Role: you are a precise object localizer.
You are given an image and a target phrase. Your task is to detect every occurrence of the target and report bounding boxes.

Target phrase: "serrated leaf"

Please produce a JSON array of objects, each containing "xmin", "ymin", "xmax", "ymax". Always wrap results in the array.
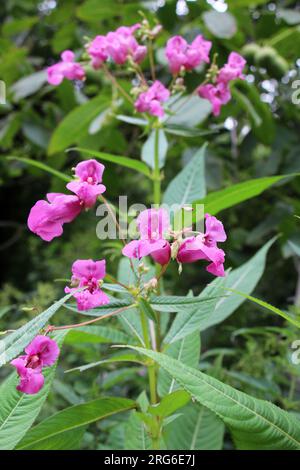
[
  {"xmin": 165, "ymin": 238, "xmax": 275, "ymax": 342},
  {"xmin": 124, "ymin": 410, "xmax": 152, "ymax": 450},
  {"xmin": 158, "ymin": 332, "xmax": 201, "ymax": 396},
  {"xmin": 17, "ymin": 397, "xmax": 135, "ymax": 450},
  {"xmin": 166, "ymin": 403, "xmax": 224, "ymax": 450},
  {"xmin": 166, "ymin": 96, "xmax": 211, "ymax": 127},
  {"xmin": 0, "ymin": 294, "xmax": 72, "ymax": 365},
  {"xmin": 149, "ymin": 390, "xmax": 190, "ymax": 418},
  {"xmin": 0, "ymin": 331, "xmax": 66, "ymax": 450},
  {"xmin": 130, "ymin": 347, "xmax": 300, "ymax": 450}
]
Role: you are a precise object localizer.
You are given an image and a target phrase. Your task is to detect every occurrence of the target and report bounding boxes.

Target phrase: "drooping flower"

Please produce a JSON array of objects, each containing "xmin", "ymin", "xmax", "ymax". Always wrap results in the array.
[
  {"xmin": 198, "ymin": 82, "xmax": 231, "ymax": 116},
  {"xmin": 105, "ymin": 24, "xmax": 147, "ymax": 65},
  {"xmin": 165, "ymin": 35, "xmax": 212, "ymax": 74},
  {"xmin": 87, "ymin": 35, "xmax": 108, "ymax": 69},
  {"xmin": 27, "ymin": 193, "xmax": 82, "ymax": 242},
  {"xmin": 197, "ymin": 52, "xmax": 246, "ymax": 116},
  {"xmin": 28, "ymin": 160, "xmax": 106, "ymax": 241},
  {"xmin": 177, "ymin": 213, "xmax": 227, "ymax": 277},
  {"xmin": 67, "ymin": 160, "xmax": 106, "ymax": 209},
  {"xmin": 135, "ymin": 81, "xmax": 170, "ymax": 117},
  {"xmin": 218, "ymin": 52, "xmax": 246, "ymax": 83},
  {"xmin": 47, "ymin": 50, "xmax": 85, "ymax": 86},
  {"xmin": 65, "ymin": 259, "xmax": 110, "ymax": 311},
  {"xmin": 11, "ymin": 336, "xmax": 60, "ymax": 395},
  {"xmin": 122, "ymin": 208, "xmax": 171, "ymax": 265}
]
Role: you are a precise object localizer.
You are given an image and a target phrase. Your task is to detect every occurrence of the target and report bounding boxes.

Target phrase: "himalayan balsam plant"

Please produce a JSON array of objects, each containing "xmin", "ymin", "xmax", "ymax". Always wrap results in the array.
[{"xmin": 2, "ymin": 18, "xmax": 300, "ymax": 451}]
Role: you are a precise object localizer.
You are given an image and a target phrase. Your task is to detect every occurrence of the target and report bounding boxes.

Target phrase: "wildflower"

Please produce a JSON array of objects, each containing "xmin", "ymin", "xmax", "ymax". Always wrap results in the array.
[
  {"xmin": 28, "ymin": 160, "xmax": 106, "ymax": 241},
  {"xmin": 87, "ymin": 35, "xmax": 108, "ymax": 69},
  {"xmin": 166, "ymin": 35, "xmax": 212, "ymax": 74},
  {"xmin": 11, "ymin": 336, "xmax": 60, "ymax": 395},
  {"xmin": 122, "ymin": 208, "xmax": 171, "ymax": 265},
  {"xmin": 218, "ymin": 52, "xmax": 246, "ymax": 83},
  {"xmin": 177, "ymin": 214, "xmax": 227, "ymax": 277},
  {"xmin": 198, "ymin": 52, "xmax": 246, "ymax": 116},
  {"xmin": 105, "ymin": 24, "xmax": 147, "ymax": 65},
  {"xmin": 65, "ymin": 259, "xmax": 110, "ymax": 311},
  {"xmin": 47, "ymin": 50, "xmax": 85, "ymax": 85},
  {"xmin": 27, "ymin": 193, "xmax": 81, "ymax": 242},
  {"xmin": 198, "ymin": 82, "xmax": 231, "ymax": 116},
  {"xmin": 135, "ymin": 81, "xmax": 170, "ymax": 117},
  {"xmin": 67, "ymin": 160, "xmax": 106, "ymax": 209}
]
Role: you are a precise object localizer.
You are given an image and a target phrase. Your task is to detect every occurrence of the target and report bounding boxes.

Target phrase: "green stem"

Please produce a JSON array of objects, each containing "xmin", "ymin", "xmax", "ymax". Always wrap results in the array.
[
  {"xmin": 153, "ymin": 128, "xmax": 161, "ymax": 205},
  {"xmin": 140, "ymin": 309, "xmax": 157, "ymax": 405}
]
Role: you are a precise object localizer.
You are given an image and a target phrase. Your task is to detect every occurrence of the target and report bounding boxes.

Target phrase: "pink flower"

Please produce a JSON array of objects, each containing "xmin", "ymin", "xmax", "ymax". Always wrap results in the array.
[
  {"xmin": 27, "ymin": 193, "xmax": 81, "ymax": 242},
  {"xmin": 177, "ymin": 214, "xmax": 227, "ymax": 277},
  {"xmin": 166, "ymin": 35, "xmax": 212, "ymax": 74},
  {"xmin": 65, "ymin": 259, "xmax": 110, "ymax": 311},
  {"xmin": 87, "ymin": 35, "xmax": 108, "ymax": 69},
  {"xmin": 67, "ymin": 160, "xmax": 106, "ymax": 209},
  {"xmin": 197, "ymin": 82, "xmax": 231, "ymax": 116},
  {"xmin": 122, "ymin": 208, "xmax": 171, "ymax": 265},
  {"xmin": 105, "ymin": 24, "xmax": 147, "ymax": 65},
  {"xmin": 47, "ymin": 50, "xmax": 85, "ymax": 86},
  {"xmin": 218, "ymin": 52, "xmax": 246, "ymax": 83},
  {"xmin": 28, "ymin": 160, "xmax": 106, "ymax": 241},
  {"xmin": 11, "ymin": 336, "xmax": 60, "ymax": 395},
  {"xmin": 135, "ymin": 81, "xmax": 170, "ymax": 118}
]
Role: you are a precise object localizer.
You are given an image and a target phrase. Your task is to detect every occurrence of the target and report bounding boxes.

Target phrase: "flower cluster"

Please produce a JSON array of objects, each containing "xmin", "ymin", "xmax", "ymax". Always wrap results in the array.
[
  {"xmin": 122, "ymin": 209, "xmax": 226, "ymax": 277},
  {"xmin": 46, "ymin": 23, "xmax": 246, "ymax": 119},
  {"xmin": 198, "ymin": 52, "xmax": 246, "ymax": 116},
  {"xmin": 165, "ymin": 35, "xmax": 212, "ymax": 74},
  {"xmin": 11, "ymin": 336, "xmax": 60, "ymax": 395},
  {"xmin": 28, "ymin": 160, "xmax": 105, "ymax": 241},
  {"xmin": 134, "ymin": 81, "xmax": 170, "ymax": 118},
  {"xmin": 47, "ymin": 50, "xmax": 85, "ymax": 86},
  {"xmin": 88, "ymin": 24, "xmax": 147, "ymax": 68},
  {"xmin": 65, "ymin": 259, "xmax": 109, "ymax": 311}
]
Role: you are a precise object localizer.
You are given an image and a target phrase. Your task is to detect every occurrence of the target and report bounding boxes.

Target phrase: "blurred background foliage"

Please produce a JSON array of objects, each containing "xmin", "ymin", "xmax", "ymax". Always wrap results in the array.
[{"xmin": 1, "ymin": 0, "xmax": 300, "ymax": 449}]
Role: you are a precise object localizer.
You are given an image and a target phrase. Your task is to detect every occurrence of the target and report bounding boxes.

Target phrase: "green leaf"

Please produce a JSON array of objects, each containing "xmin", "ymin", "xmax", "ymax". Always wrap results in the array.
[
  {"xmin": 130, "ymin": 347, "xmax": 300, "ymax": 450},
  {"xmin": 0, "ymin": 294, "xmax": 72, "ymax": 366},
  {"xmin": 164, "ymin": 125, "xmax": 216, "ymax": 138},
  {"xmin": 48, "ymin": 96, "xmax": 109, "ymax": 155},
  {"xmin": 138, "ymin": 298, "xmax": 157, "ymax": 323},
  {"xmin": 227, "ymin": 0, "xmax": 270, "ymax": 6},
  {"xmin": 116, "ymin": 115, "xmax": 147, "ymax": 126},
  {"xmin": 203, "ymin": 11, "xmax": 237, "ymax": 39},
  {"xmin": 158, "ymin": 332, "xmax": 201, "ymax": 396},
  {"xmin": 198, "ymin": 238, "xmax": 276, "ymax": 331},
  {"xmin": 76, "ymin": 0, "xmax": 115, "ymax": 22},
  {"xmin": 165, "ymin": 238, "xmax": 275, "ymax": 341},
  {"xmin": 64, "ymin": 298, "xmax": 133, "ymax": 317},
  {"xmin": 232, "ymin": 81, "xmax": 275, "ymax": 145},
  {"xmin": 227, "ymin": 289, "xmax": 300, "ymax": 329},
  {"xmin": 142, "ymin": 129, "xmax": 168, "ymax": 169},
  {"xmin": 149, "ymin": 390, "xmax": 190, "ymax": 418},
  {"xmin": 66, "ymin": 352, "xmax": 144, "ymax": 373},
  {"xmin": 163, "ymin": 145, "xmax": 206, "ymax": 207},
  {"xmin": 193, "ymin": 174, "xmax": 297, "ymax": 216},
  {"xmin": 150, "ymin": 294, "xmax": 220, "ymax": 313},
  {"xmin": 17, "ymin": 397, "xmax": 135, "ymax": 450},
  {"xmin": 5, "ymin": 156, "xmax": 71, "ymax": 183},
  {"xmin": 0, "ymin": 331, "xmax": 66, "ymax": 450},
  {"xmin": 166, "ymin": 403, "xmax": 224, "ymax": 450},
  {"xmin": 124, "ymin": 410, "xmax": 152, "ymax": 450},
  {"xmin": 166, "ymin": 96, "xmax": 211, "ymax": 127},
  {"xmin": 73, "ymin": 147, "xmax": 151, "ymax": 177},
  {"xmin": 65, "ymin": 325, "xmax": 131, "ymax": 345},
  {"xmin": 10, "ymin": 71, "xmax": 47, "ymax": 101},
  {"xmin": 164, "ymin": 280, "xmax": 224, "ymax": 343}
]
